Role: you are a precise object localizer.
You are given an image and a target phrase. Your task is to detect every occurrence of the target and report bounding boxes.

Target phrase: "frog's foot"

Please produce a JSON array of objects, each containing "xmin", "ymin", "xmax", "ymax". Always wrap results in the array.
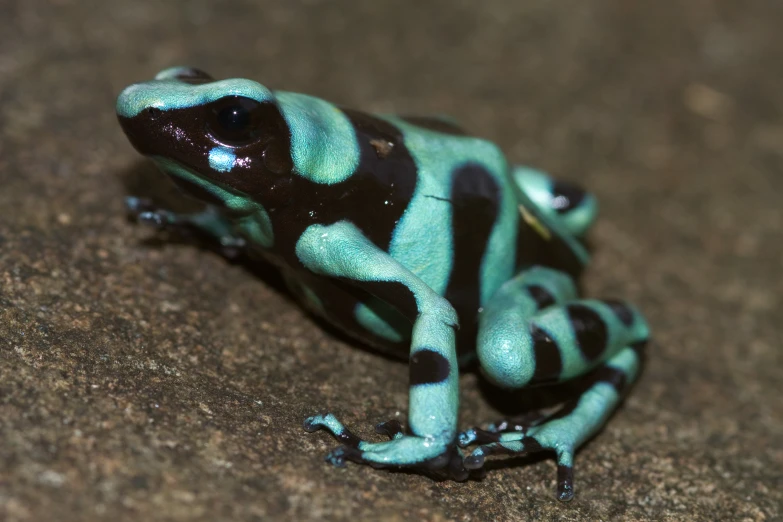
[
  {"xmin": 460, "ymin": 428, "xmax": 576, "ymax": 501},
  {"xmin": 458, "ymin": 411, "xmax": 549, "ymax": 447},
  {"xmin": 304, "ymin": 413, "xmax": 468, "ymax": 480},
  {"xmin": 125, "ymin": 196, "xmax": 246, "ymax": 256},
  {"xmin": 459, "ymin": 345, "xmax": 644, "ymax": 501}
]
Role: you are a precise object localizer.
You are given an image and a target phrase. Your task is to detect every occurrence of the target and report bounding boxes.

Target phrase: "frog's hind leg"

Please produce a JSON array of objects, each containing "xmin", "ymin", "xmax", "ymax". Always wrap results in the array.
[
  {"xmin": 126, "ymin": 196, "xmax": 246, "ymax": 255},
  {"xmin": 512, "ymin": 166, "xmax": 597, "ymax": 238},
  {"xmin": 461, "ymin": 266, "xmax": 649, "ymax": 500}
]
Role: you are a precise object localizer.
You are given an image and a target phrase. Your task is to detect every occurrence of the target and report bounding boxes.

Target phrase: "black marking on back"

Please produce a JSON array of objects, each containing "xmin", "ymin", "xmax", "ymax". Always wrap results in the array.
[
  {"xmin": 567, "ymin": 304, "xmax": 608, "ymax": 361},
  {"xmin": 602, "ymin": 299, "xmax": 635, "ymax": 327},
  {"xmin": 399, "ymin": 116, "xmax": 466, "ymax": 136},
  {"xmin": 530, "ymin": 324, "xmax": 563, "ymax": 385},
  {"xmin": 551, "ymin": 180, "xmax": 586, "ymax": 214},
  {"xmin": 265, "ymin": 109, "xmax": 419, "ymax": 261},
  {"xmin": 409, "ymin": 349, "xmax": 451, "ymax": 385},
  {"xmin": 442, "ymin": 164, "xmax": 500, "ymax": 359},
  {"xmin": 528, "ymin": 284, "xmax": 556, "ymax": 310},
  {"xmin": 514, "ymin": 201, "xmax": 585, "ymax": 279}
]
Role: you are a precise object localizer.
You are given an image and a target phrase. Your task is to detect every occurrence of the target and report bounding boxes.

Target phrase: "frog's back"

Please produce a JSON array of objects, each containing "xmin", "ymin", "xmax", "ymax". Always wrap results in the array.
[{"xmin": 379, "ymin": 116, "xmax": 585, "ymax": 310}]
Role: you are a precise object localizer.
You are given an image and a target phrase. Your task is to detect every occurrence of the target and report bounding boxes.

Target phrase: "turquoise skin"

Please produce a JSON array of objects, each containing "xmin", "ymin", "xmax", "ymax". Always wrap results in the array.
[{"xmin": 117, "ymin": 67, "xmax": 650, "ymax": 501}]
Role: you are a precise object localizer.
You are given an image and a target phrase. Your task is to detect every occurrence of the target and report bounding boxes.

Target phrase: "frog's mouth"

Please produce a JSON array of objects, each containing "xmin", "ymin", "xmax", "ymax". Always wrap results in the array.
[{"xmin": 151, "ymin": 156, "xmax": 251, "ymax": 217}]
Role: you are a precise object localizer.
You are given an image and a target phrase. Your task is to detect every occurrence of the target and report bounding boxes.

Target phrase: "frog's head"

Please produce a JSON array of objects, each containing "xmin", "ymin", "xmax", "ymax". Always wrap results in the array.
[{"xmin": 116, "ymin": 67, "xmax": 294, "ymax": 209}]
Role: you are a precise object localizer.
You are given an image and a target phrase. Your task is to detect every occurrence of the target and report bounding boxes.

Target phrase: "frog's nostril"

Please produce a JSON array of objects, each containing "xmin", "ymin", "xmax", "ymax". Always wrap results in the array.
[{"xmin": 146, "ymin": 107, "xmax": 162, "ymax": 119}]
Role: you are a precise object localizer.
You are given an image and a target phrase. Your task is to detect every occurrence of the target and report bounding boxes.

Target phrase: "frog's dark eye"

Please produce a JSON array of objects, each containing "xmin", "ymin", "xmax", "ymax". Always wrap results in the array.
[{"xmin": 206, "ymin": 96, "xmax": 264, "ymax": 146}]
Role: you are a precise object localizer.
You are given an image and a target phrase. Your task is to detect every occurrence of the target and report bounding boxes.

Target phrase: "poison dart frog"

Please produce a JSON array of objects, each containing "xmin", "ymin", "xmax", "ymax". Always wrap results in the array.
[{"xmin": 116, "ymin": 67, "xmax": 649, "ymax": 501}]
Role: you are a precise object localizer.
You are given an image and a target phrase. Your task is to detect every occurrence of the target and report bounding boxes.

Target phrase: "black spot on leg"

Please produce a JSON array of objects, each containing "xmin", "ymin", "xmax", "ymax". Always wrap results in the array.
[
  {"xmin": 528, "ymin": 284, "xmax": 556, "ymax": 309},
  {"xmin": 410, "ymin": 349, "xmax": 451, "ymax": 385},
  {"xmin": 567, "ymin": 304, "xmax": 608, "ymax": 361},
  {"xmin": 590, "ymin": 365, "xmax": 628, "ymax": 394},
  {"xmin": 530, "ymin": 325, "xmax": 563, "ymax": 385},
  {"xmin": 602, "ymin": 299, "xmax": 635, "ymax": 327},
  {"xmin": 551, "ymin": 180, "xmax": 586, "ymax": 214},
  {"xmin": 361, "ymin": 280, "xmax": 419, "ymax": 322},
  {"xmin": 336, "ymin": 428, "xmax": 362, "ymax": 448}
]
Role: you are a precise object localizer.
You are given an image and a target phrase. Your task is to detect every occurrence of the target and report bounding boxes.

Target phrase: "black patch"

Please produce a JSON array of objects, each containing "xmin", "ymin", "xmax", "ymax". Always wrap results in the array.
[
  {"xmin": 528, "ymin": 284, "xmax": 556, "ymax": 310},
  {"xmin": 602, "ymin": 299, "xmax": 635, "ymax": 327},
  {"xmin": 631, "ymin": 339, "xmax": 648, "ymax": 355},
  {"xmin": 567, "ymin": 304, "xmax": 608, "ymax": 361},
  {"xmin": 286, "ymin": 271, "xmax": 411, "ymax": 359},
  {"xmin": 375, "ymin": 420, "xmax": 404, "ymax": 438},
  {"xmin": 514, "ymin": 202, "xmax": 586, "ymax": 279},
  {"xmin": 590, "ymin": 365, "xmax": 628, "ymax": 393},
  {"xmin": 399, "ymin": 116, "xmax": 467, "ymax": 136},
  {"xmin": 361, "ymin": 280, "xmax": 419, "ymax": 322},
  {"xmin": 551, "ymin": 180, "xmax": 586, "ymax": 214},
  {"xmin": 530, "ymin": 324, "xmax": 563, "ymax": 385},
  {"xmin": 336, "ymin": 427, "xmax": 362, "ymax": 448},
  {"xmin": 520, "ymin": 436, "xmax": 544, "ymax": 454},
  {"xmin": 262, "ymin": 109, "xmax": 419, "ymax": 261},
  {"xmin": 409, "ymin": 349, "xmax": 451, "ymax": 386},
  {"xmin": 443, "ymin": 164, "xmax": 500, "ymax": 359}
]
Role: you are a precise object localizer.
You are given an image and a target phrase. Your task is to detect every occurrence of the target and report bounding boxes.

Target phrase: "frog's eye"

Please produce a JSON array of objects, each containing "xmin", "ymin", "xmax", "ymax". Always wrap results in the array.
[{"xmin": 207, "ymin": 96, "xmax": 264, "ymax": 146}]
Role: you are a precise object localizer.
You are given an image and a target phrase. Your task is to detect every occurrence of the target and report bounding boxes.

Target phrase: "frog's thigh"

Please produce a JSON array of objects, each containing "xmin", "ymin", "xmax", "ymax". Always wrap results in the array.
[
  {"xmin": 469, "ymin": 266, "xmax": 649, "ymax": 500},
  {"xmin": 298, "ymin": 221, "xmax": 460, "ymax": 450},
  {"xmin": 510, "ymin": 166, "xmax": 598, "ymax": 237},
  {"xmin": 467, "ymin": 344, "xmax": 645, "ymax": 501},
  {"xmin": 477, "ymin": 266, "xmax": 649, "ymax": 388}
]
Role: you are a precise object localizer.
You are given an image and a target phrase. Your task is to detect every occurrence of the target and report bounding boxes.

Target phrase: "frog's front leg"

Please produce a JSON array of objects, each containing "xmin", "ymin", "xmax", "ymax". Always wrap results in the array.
[
  {"xmin": 125, "ymin": 196, "xmax": 246, "ymax": 254},
  {"xmin": 460, "ymin": 266, "xmax": 649, "ymax": 500},
  {"xmin": 298, "ymin": 221, "xmax": 466, "ymax": 478}
]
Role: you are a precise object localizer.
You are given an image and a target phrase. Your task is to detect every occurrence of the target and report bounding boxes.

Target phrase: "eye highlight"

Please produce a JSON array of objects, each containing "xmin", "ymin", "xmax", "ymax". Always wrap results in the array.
[{"xmin": 206, "ymin": 96, "xmax": 264, "ymax": 146}]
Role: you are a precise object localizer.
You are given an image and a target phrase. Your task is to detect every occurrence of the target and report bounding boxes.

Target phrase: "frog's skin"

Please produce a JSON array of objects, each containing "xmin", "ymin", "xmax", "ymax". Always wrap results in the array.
[{"xmin": 117, "ymin": 67, "xmax": 649, "ymax": 501}]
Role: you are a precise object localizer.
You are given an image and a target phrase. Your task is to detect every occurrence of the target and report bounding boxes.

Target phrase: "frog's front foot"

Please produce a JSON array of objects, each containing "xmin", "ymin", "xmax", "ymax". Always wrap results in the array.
[{"xmin": 304, "ymin": 413, "xmax": 468, "ymax": 480}]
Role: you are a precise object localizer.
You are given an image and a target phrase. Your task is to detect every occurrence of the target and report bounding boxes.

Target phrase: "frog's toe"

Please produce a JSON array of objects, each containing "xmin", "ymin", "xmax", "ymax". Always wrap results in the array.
[
  {"xmin": 464, "ymin": 437, "xmax": 576, "ymax": 502},
  {"xmin": 304, "ymin": 413, "xmax": 468, "ymax": 480},
  {"xmin": 125, "ymin": 197, "xmax": 174, "ymax": 229},
  {"xmin": 303, "ymin": 413, "xmax": 362, "ymax": 447}
]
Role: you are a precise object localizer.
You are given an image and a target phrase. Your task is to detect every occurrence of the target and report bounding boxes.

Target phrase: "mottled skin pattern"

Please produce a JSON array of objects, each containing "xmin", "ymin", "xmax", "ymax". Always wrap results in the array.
[{"xmin": 117, "ymin": 67, "xmax": 650, "ymax": 501}]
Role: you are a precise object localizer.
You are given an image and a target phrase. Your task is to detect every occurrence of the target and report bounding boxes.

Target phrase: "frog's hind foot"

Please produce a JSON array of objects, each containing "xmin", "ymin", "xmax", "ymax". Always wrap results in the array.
[
  {"xmin": 459, "ymin": 344, "xmax": 645, "ymax": 502},
  {"xmin": 304, "ymin": 413, "xmax": 468, "ymax": 480},
  {"xmin": 458, "ymin": 422, "xmax": 578, "ymax": 501},
  {"xmin": 457, "ymin": 410, "xmax": 549, "ymax": 447}
]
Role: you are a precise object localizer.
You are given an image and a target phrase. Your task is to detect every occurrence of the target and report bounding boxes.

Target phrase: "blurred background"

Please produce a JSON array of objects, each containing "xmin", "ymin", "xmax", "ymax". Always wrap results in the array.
[{"xmin": 1, "ymin": 1, "xmax": 781, "ymax": 521}]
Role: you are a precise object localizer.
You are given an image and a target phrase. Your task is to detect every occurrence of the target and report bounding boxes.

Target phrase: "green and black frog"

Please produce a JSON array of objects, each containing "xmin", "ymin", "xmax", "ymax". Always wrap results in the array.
[{"xmin": 116, "ymin": 67, "xmax": 649, "ymax": 501}]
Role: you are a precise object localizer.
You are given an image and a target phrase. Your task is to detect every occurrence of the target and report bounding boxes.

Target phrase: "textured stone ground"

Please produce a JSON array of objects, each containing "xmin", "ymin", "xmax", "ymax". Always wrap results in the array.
[{"xmin": 1, "ymin": 1, "xmax": 781, "ymax": 521}]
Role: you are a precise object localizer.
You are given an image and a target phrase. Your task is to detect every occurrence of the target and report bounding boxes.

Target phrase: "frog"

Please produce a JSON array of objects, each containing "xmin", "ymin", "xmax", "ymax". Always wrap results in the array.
[{"xmin": 116, "ymin": 67, "xmax": 650, "ymax": 501}]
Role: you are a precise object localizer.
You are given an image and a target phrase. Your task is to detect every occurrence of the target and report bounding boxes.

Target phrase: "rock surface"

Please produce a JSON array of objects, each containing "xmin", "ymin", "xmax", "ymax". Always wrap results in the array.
[{"xmin": 1, "ymin": 1, "xmax": 781, "ymax": 520}]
